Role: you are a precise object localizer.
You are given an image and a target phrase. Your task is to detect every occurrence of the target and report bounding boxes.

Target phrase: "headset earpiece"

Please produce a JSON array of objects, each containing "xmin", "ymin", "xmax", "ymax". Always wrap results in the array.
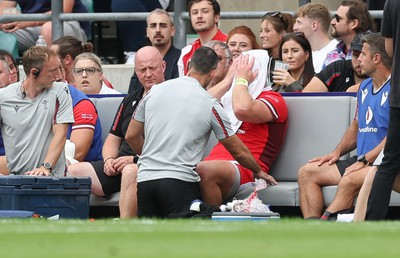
[{"xmin": 32, "ymin": 69, "xmax": 40, "ymax": 78}]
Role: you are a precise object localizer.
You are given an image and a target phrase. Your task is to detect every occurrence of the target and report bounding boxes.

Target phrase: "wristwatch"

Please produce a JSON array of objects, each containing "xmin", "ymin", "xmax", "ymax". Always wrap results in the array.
[
  {"xmin": 357, "ymin": 155, "xmax": 370, "ymax": 166},
  {"xmin": 41, "ymin": 162, "xmax": 53, "ymax": 172}
]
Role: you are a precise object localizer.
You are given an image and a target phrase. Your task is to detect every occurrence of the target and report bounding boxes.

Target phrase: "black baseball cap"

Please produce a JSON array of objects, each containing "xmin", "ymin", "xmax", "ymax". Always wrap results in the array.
[{"xmin": 350, "ymin": 32, "xmax": 369, "ymax": 52}]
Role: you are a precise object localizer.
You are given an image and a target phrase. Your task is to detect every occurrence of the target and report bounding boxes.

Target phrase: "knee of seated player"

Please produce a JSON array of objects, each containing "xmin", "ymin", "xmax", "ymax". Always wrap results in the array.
[
  {"xmin": 338, "ymin": 171, "xmax": 363, "ymax": 190},
  {"xmin": 68, "ymin": 162, "xmax": 92, "ymax": 177},
  {"xmin": 300, "ymin": 162, "xmax": 341, "ymax": 188},
  {"xmin": 197, "ymin": 160, "xmax": 234, "ymax": 183},
  {"xmin": 121, "ymin": 164, "xmax": 138, "ymax": 184},
  {"xmin": 298, "ymin": 162, "xmax": 324, "ymax": 183}
]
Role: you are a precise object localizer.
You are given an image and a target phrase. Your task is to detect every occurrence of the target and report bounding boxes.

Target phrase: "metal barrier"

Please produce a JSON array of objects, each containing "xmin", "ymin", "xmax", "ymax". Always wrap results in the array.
[{"xmin": 0, "ymin": 0, "xmax": 384, "ymax": 49}]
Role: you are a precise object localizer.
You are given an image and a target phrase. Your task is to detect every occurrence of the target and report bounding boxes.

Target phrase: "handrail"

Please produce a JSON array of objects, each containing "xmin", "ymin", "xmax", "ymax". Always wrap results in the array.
[{"xmin": 0, "ymin": 8, "xmax": 384, "ymax": 50}]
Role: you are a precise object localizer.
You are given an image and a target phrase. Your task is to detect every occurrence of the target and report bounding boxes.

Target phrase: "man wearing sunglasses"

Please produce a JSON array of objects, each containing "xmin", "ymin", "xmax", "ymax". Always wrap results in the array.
[
  {"xmin": 303, "ymin": 33, "xmax": 369, "ymax": 92},
  {"xmin": 178, "ymin": 0, "xmax": 227, "ymax": 76},
  {"xmin": 322, "ymin": 0, "xmax": 375, "ymax": 69}
]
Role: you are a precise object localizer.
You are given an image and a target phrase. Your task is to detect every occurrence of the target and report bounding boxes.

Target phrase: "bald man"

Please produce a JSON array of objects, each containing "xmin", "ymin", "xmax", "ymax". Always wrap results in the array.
[{"xmin": 68, "ymin": 46, "xmax": 166, "ymax": 218}]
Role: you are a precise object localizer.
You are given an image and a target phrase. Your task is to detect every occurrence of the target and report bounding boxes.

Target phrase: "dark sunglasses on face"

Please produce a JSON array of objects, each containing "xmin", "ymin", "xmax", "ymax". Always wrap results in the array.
[
  {"xmin": 333, "ymin": 14, "xmax": 346, "ymax": 23},
  {"xmin": 73, "ymin": 67, "xmax": 101, "ymax": 76}
]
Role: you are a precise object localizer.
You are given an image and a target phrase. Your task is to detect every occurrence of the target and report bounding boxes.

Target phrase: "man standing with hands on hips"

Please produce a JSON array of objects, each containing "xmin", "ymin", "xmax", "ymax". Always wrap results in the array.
[{"xmin": 0, "ymin": 46, "xmax": 74, "ymax": 176}]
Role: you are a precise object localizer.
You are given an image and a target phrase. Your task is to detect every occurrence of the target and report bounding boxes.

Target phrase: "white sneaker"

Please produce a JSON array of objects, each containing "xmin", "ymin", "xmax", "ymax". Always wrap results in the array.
[
  {"xmin": 336, "ymin": 213, "xmax": 354, "ymax": 223},
  {"xmin": 124, "ymin": 51, "xmax": 136, "ymax": 65}
]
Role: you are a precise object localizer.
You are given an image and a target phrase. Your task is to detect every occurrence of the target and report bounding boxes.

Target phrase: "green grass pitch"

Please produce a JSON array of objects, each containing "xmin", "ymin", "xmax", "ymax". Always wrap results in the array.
[{"xmin": 0, "ymin": 218, "xmax": 399, "ymax": 258}]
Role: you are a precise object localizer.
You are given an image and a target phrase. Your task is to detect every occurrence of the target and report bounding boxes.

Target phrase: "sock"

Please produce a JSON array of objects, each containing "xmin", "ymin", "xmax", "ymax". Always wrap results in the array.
[{"xmin": 320, "ymin": 211, "xmax": 332, "ymax": 220}]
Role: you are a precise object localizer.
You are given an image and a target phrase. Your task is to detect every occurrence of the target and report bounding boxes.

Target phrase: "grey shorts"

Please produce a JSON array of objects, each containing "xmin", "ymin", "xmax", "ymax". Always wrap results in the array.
[
  {"xmin": 224, "ymin": 161, "xmax": 254, "ymax": 202},
  {"xmin": 13, "ymin": 21, "xmax": 87, "ymax": 51}
]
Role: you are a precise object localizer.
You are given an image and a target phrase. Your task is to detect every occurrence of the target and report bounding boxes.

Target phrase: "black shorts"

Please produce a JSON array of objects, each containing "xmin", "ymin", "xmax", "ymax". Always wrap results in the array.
[
  {"xmin": 137, "ymin": 178, "xmax": 202, "ymax": 218},
  {"xmin": 336, "ymin": 155, "xmax": 358, "ymax": 175},
  {"xmin": 92, "ymin": 160, "xmax": 122, "ymax": 196}
]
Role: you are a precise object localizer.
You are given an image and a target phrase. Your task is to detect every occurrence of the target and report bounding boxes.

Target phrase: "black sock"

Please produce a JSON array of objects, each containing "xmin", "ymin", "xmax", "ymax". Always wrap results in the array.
[{"xmin": 320, "ymin": 211, "xmax": 332, "ymax": 220}]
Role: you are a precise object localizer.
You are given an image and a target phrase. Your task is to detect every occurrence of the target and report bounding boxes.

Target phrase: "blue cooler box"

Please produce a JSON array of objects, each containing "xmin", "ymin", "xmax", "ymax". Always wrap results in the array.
[{"xmin": 0, "ymin": 176, "xmax": 91, "ymax": 219}]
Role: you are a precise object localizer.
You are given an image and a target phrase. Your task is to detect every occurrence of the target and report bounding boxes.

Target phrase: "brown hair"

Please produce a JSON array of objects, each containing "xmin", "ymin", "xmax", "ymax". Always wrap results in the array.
[
  {"xmin": 342, "ymin": 0, "xmax": 376, "ymax": 33},
  {"xmin": 296, "ymin": 3, "xmax": 331, "ymax": 33},
  {"xmin": 262, "ymin": 12, "xmax": 294, "ymax": 33},
  {"xmin": 22, "ymin": 46, "xmax": 57, "ymax": 75},
  {"xmin": 52, "ymin": 36, "xmax": 93, "ymax": 60}
]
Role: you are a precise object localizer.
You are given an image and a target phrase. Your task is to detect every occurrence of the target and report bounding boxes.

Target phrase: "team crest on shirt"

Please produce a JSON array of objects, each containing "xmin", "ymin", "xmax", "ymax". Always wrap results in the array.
[
  {"xmin": 381, "ymin": 91, "xmax": 389, "ymax": 106},
  {"xmin": 41, "ymin": 100, "xmax": 49, "ymax": 110},
  {"xmin": 14, "ymin": 105, "xmax": 20, "ymax": 113}
]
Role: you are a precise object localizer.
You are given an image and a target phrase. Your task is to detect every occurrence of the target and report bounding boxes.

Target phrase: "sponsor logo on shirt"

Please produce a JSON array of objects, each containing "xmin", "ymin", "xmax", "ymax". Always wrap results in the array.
[
  {"xmin": 81, "ymin": 113, "xmax": 94, "ymax": 120},
  {"xmin": 359, "ymin": 106, "xmax": 377, "ymax": 133},
  {"xmin": 237, "ymin": 129, "xmax": 246, "ymax": 134}
]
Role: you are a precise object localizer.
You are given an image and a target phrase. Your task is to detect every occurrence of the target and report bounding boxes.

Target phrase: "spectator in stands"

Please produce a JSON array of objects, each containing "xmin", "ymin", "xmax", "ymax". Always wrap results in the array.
[
  {"xmin": 298, "ymin": 34, "xmax": 392, "ymax": 220},
  {"xmin": 52, "ymin": 36, "xmax": 94, "ymax": 86},
  {"xmin": 365, "ymin": 0, "xmax": 400, "ymax": 221},
  {"xmin": 52, "ymin": 36, "xmax": 115, "ymax": 90},
  {"xmin": 226, "ymin": 25, "xmax": 260, "ymax": 61},
  {"xmin": 204, "ymin": 41, "xmax": 232, "ymax": 91},
  {"xmin": 272, "ymin": 32, "xmax": 314, "ymax": 92},
  {"xmin": 178, "ymin": 0, "xmax": 227, "ymax": 76},
  {"xmin": 68, "ymin": 46, "xmax": 166, "ymax": 218},
  {"xmin": 0, "ymin": 50, "xmax": 18, "ymax": 83},
  {"xmin": 0, "ymin": 57, "xmax": 10, "ymax": 88},
  {"xmin": 0, "ymin": 0, "xmax": 89, "ymax": 51},
  {"xmin": 56, "ymin": 67, "xmax": 103, "ymax": 163},
  {"xmin": 111, "ymin": 0, "xmax": 169, "ymax": 64},
  {"xmin": 0, "ymin": 46, "xmax": 74, "ymax": 176},
  {"xmin": 303, "ymin": 32, "xmax": 369, "ymax": 92},
  {"xmin": 196, "ymin": 49, "xmax": 287, "ymax": 206},
  {"xmin": 322, "ymin": 0, "xmax": 375, "ymax": 69},
  {"xmin": 293, "ymin": 3, "xmax": 338, "ymax": 73},
  {"xmin": 128, "ymin": 8, "xmax": 180, "ymax": 93},
  {"xmin": 205, "ymin": 27, "xmax": 261, "ymax": 100},
  {"xmin": 260, "ymin": 11, "xmax": 294, "ymax": 60},
  {"xmin": 73, "ymin": 52, "xmax": 120, "ymax": 95},
  {"xmin": 126, "ymin": 47, "xmax": 271, "ymax": 218}
]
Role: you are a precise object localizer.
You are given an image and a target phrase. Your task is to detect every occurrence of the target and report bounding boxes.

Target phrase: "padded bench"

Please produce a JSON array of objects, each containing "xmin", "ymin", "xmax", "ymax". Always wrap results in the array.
[{"xmin": 88, "ymin": 94, "xmax": 400, "ymax": 211}]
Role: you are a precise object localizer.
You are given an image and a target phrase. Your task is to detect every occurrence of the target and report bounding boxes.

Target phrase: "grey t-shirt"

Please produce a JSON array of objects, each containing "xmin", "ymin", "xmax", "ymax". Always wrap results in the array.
[
  {"xmin": 134, "ymin": 76, "xmax": 234, "ymax": 183},
  {"xmin": 0, "ymin": 81, "xmax": 74, "ymax": 176}
]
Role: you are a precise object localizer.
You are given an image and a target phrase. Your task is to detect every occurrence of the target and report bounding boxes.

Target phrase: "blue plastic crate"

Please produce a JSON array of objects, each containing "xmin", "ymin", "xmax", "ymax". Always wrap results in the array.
[{"xmin": 0, "ymin": 176, "xmax": 91, "ymax": 219}]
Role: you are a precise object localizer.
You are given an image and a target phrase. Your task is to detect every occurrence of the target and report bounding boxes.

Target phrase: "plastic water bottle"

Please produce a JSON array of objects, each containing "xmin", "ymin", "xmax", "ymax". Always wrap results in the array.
[{"xmin": 35, "ymin": 35, "xmax": 47, "ymax": 47}]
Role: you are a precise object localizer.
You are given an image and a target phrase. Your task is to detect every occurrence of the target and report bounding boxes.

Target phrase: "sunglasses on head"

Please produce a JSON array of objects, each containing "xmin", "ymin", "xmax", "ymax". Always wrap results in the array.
[
  {"xmin": 263, "ymin": 11, "xmax": 287, "ymax": 29},
  {"xmin": 283, "ymin": 32, "xmax": 305, "ymax": 40}
]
